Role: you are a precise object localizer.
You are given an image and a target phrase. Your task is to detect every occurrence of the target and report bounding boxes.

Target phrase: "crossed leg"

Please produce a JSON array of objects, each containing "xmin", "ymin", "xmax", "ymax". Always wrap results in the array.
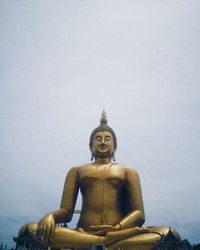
[
  {"xmin": 18, "ymin": 224, "xmax": 180, "ymax": 250},
  {"xmin": 107, "ymin": 226, "xmax": 181, "ymax": 250},
  {"xmin": 19, "ymin": 223, "xmax": 105, "ymax": 249}
]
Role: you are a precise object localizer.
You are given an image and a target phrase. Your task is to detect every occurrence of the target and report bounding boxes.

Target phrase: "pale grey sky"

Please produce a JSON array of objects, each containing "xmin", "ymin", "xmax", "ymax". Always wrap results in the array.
[{"xmin": 0, "ymin": 0, "xmax": 200, "ymax": 247}]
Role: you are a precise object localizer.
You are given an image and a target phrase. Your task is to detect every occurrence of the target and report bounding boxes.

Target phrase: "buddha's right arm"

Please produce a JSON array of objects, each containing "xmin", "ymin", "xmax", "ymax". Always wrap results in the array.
[
  {"xmin": 40, "ymin": 167, "xmax": 79, "ymax": 224},
  {"xmin": 59, "ymin": 167, "xmax": 79, "ymax": 222},
  {"xmin": 36, "ymin": 167, "xmax": 79, "ymax": 243},
  {"xmin": 49, "ymin": 208, "xmax": 70, "ymax": 223}
]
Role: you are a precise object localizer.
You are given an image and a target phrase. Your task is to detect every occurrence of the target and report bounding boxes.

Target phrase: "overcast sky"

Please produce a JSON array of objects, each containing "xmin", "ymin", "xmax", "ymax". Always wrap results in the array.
[{"xmin": 1, "ymin": 0, "xmax": 200, "ymax": 247}]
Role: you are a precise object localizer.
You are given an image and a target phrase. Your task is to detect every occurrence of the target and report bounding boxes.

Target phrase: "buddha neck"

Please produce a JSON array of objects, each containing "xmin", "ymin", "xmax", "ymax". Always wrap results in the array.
[{"xmin": 94, "ymin": 157, "xmax": 112, "ymax": 164}]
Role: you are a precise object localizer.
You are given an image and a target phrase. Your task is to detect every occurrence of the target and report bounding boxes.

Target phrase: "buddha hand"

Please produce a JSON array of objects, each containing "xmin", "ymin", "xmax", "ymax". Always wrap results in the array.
[
  {"xmin": 36, "ymin": 213, "xmax": 55, "ymax": 245},
  {"xmin": 90, "ymin": 224, "xmax": 121, "ymax": 236}
]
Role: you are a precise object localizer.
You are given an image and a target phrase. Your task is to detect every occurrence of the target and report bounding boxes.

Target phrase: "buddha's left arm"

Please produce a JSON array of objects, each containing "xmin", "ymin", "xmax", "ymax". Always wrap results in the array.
[{"xmin": 117, "ymin": 168, "xmax": 145, "ymax": 229}]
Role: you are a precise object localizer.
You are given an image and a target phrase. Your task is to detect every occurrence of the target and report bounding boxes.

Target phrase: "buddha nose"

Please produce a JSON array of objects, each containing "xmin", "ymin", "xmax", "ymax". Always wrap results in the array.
[{"xmin": 101, "ymin": 137, "xmax": 105, "ymax": 144}]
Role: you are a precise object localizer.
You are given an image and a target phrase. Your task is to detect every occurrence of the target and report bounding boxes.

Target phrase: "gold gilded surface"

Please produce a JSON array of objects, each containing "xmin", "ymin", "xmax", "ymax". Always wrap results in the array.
[{"xmin": 18, "ymin": 111, "xmax": 181, "ymax": 250}]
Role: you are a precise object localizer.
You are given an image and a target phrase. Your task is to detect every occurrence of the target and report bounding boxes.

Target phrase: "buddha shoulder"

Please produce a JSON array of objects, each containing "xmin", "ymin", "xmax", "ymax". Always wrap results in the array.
[
  {"xmin": 112, "ymin": 163, "xmax": 139, "ymax": 175},
  {"xmin": 66, "ymin": 163, "xmax": 95, "ymax": 174},
  {"xmin": 65, "ymin": 164, "xmax": 140, "ymax": 180}
]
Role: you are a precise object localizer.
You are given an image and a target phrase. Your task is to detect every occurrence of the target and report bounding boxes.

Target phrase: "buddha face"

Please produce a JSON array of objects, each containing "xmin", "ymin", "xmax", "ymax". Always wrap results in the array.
[{"xmin": 92, "ymin": 131, "xmax": 114, "ymax": 158}]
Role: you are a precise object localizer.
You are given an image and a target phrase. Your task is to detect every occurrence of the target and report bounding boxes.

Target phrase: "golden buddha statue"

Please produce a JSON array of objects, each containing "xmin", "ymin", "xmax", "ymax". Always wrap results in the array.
[{"xmin": 18, "ymin": 111, "xmax": 181, "ymax": 250}]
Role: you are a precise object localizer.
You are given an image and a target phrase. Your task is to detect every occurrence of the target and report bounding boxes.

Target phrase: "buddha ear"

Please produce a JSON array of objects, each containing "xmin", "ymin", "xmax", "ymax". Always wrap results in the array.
[
  {"xmin": 90, "ymin": 152, "xmax": 94, "ymax": 161},
  {"xmin": 112, "ymin": 149, "xmax": 116, "ymax": 161},
  {"xmin": 90, "ymin": 145, "xmax": 94, "ymax": 161}
]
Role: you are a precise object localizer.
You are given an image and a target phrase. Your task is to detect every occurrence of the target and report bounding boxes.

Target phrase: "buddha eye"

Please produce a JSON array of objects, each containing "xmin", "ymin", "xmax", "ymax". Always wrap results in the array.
[
  {"xmin": 105, "ymin": 136, "xmax": 111, "ymax": 141},
  {"xmin": 95, "ymin": 136, "xmax": 102, "ymax": 142}
]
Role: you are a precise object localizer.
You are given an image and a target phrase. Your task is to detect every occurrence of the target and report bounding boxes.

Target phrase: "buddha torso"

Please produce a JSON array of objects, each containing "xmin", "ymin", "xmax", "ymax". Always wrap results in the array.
[{"xmin": 76, "ymin": 163, "xmax": 129, "ymax": 230}]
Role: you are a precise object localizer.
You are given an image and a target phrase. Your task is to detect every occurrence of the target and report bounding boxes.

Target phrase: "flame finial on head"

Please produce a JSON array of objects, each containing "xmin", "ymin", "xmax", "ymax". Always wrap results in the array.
[{"xmin": 100, "ymin": 109, "xmax": 107, "ymax": 125}]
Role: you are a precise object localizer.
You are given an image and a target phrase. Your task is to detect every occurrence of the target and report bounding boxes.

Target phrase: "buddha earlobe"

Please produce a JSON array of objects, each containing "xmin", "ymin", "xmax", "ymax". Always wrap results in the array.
[
  {"xmin": 112, "ymin": 150, "xmax": 116, "ymax": 161},
  {"xmin": 90, "ymin": 151, "xmax": 94, "ymax": 161}
]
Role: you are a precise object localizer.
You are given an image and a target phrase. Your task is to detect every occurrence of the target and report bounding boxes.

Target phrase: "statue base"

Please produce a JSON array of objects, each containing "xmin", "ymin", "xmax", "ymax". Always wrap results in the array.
[{"xmin": 13, "ymin": 236, "xmax": 194, "ymax": 250}]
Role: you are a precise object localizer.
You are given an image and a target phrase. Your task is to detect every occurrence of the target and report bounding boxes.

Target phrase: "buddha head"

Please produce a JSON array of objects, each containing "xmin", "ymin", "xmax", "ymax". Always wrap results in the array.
[{"xmin": 89, "ymin": 110, "xmax": 117, "ymax": 161}]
